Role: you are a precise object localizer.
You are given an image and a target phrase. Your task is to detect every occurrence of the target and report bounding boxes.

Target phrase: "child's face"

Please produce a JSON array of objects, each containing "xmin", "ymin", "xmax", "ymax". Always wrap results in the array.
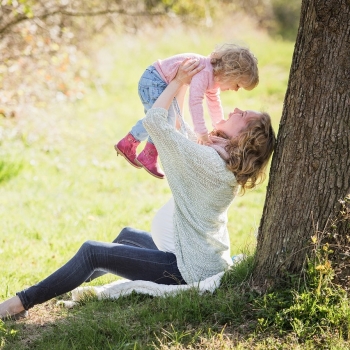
[{"xmin": 217, "ymin": 80, "xmax": 241, "ymax": 92}]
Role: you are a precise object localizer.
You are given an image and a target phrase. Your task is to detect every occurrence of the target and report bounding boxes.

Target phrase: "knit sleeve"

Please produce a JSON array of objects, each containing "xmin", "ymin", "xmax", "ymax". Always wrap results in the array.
[
  {"xmin": 183, "ymin": 121, "xmax": 197, "ymax": 143},
  {"xmin": 143, "ymin": 108, "xmax": 227, "ymax": 185}
]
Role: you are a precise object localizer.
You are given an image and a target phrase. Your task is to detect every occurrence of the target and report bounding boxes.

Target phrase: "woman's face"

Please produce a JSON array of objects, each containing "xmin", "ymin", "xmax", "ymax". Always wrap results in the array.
[{"xmin": 215, "ymin": 108, "xmax": 261, "ymax": 138}]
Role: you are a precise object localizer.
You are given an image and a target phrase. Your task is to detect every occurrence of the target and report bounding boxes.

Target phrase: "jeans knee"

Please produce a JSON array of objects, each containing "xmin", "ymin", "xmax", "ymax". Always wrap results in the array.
[
  {"xmin": 115, "ymin": 227, "xmax": 133, "ymax": 243},
  {"xmin": 79, "ymin": 240, "xmax": 95, "ymax": 255}
]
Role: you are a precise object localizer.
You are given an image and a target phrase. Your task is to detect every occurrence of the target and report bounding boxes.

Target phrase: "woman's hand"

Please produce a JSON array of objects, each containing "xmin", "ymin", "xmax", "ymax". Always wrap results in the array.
[
  {"xmin": 152, "ymin": 59, "xmax": 204, "ymax": 110},
  {"xmin": 174, "ymin": 58, "xmax": 204, "ymax": 86},
  {"xmin": 197, "ymin": 133, "xmax": 213, "ymax": 145}
]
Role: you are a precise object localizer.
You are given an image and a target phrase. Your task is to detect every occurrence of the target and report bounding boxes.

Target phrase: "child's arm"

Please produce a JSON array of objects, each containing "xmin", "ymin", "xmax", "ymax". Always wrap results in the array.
[
  {"xmin": 188, "ymin": 73, "xmax": 223, "ymax": 143},
  {"xmin": 188, "ymin": 73, "xmax": 210, "ymax": 136},
  {"xmin": 205, "ymin": 89, "xmax": 225, "ymax": 128}
]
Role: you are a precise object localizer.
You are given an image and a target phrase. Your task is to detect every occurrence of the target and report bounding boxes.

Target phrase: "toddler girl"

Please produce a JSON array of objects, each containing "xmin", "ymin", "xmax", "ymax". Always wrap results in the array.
[{"xmin": 115, "ymin": 43, "xmax": 259, "ymax": 179}]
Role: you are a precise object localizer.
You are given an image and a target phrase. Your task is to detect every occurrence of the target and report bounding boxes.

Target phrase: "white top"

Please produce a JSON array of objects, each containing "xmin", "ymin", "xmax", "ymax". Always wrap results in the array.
[
  {"xmin": 151, "ymin": 197, "xmax": 176, "ymax": 253},
  {"xmin": 143, "ymin": 107, "xmax": 237, "ymax": 284}
]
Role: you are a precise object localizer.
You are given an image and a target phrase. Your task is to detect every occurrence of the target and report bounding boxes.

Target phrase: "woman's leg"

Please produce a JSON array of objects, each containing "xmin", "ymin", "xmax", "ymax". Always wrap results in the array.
[
  {"xmin": 16, "ymin": 227, "xmax": 185, "ymax": 310},
  {"xmin": 86, "ymin": 227, "xmax": 158, "ymax": 281}
]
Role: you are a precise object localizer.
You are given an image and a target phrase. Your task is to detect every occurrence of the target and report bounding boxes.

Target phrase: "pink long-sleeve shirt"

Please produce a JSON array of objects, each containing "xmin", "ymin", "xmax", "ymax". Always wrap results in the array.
[{"xmin": 153, "ymin": 53, "xmax": 224, "ymax": 136}]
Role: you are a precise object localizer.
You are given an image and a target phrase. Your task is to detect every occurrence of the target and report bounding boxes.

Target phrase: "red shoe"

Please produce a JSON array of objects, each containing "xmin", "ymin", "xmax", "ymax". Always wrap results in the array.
[
  {"xmin": 135, "ymin": 142, "xmax": 165, "ymax": 179},
  {"xmin": 114, "ymin": 133, "xmax": 141, "ymax": 168}
]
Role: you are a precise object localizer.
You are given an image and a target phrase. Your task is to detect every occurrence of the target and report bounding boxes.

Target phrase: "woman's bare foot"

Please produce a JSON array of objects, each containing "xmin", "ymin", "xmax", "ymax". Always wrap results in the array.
[{"xmin": 0, "ymin": 296, "xmax": 26, "ymax": 320}]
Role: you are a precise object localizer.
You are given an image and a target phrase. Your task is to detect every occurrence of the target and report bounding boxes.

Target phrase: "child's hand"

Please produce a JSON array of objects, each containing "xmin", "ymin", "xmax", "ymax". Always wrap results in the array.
[{"xmin": 197, "ymin": 133, "xmax": 213, "ymax": 145}]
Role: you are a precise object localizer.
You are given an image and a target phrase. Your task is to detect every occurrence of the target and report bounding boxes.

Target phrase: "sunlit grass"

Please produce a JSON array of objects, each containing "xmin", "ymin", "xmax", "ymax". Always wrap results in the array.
[{"xmin": 0, "ymin": 20, "xmax": 292, "ymax": 295}]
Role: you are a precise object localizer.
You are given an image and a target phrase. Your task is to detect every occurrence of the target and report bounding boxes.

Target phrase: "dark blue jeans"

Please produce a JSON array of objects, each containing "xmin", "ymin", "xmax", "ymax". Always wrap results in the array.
[{"xmin": 17, "ymin": 227, "xmax": 185, "ymax": 310}]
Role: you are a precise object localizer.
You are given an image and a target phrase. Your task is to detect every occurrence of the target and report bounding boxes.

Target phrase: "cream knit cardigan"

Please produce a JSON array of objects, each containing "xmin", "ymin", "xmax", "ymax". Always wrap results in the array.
[{"xmin": 143, "ymin": 107, "xmax": 237, "ymax": 284}]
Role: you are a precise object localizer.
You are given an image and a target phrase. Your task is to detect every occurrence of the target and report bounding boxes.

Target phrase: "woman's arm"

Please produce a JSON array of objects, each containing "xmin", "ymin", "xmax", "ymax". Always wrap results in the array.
[
  {"xmin": 175, "ymin": 85, "xmax": 188, "ymax": 130},
  {"xmin": 152, "ymin": 58, "xmax": 204, "ymax": 110}
]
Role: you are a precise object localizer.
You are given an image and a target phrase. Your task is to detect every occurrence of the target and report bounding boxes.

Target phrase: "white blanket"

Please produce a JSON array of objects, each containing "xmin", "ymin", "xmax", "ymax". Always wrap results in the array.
[
  {"xmin": 57, "ymin": 255, "xmax": 244, "ymax": 308},
  {"xmin": 58, "ymin": 271, "xmax": 224, "ymax": 308},
  {"xmin": 75, "ymin": 271, "xmax": 224, "ymax": 300}
]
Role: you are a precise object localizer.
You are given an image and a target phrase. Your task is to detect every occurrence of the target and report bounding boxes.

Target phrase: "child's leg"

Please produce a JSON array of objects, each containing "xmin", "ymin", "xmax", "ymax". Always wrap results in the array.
[
  {"xmin": 115, "ymin": 66, "xmax": 166, "ymax": 169},
  {"xmin": 136, "ymin": 99, "xmax": 175, "ymax": 180},
  {"xmin": 135, "ymin": 67, "xmax": 168, "ymax": 178},
  {"xmin": 131, "ymin": 66, "xmax": 167, "ymax": 141}
]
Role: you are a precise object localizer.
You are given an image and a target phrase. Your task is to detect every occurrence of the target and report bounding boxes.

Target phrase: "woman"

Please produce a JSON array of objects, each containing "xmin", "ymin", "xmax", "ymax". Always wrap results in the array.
[{"xmin": 0, "ymin": 59, "xmax": 276, "ymax": 320}]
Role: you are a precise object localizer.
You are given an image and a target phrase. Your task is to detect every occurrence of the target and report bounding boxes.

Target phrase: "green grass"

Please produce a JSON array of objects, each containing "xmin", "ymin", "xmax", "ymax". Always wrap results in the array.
[{"xmin": 1, "ymin": 16, "xmax": 349, "ymax": 349}]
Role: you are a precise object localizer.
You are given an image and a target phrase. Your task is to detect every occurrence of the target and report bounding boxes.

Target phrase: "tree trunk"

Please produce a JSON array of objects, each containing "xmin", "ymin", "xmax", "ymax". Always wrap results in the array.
[{"xmin": 253, "ymin": 0, "xmax": 350, "ymax": 290}]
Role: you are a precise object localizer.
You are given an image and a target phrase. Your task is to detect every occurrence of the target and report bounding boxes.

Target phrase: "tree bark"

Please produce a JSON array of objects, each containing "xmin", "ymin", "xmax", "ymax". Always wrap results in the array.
[{"xmin": 253, "ymin": 0, "xmax": 350, "ymax": 290}]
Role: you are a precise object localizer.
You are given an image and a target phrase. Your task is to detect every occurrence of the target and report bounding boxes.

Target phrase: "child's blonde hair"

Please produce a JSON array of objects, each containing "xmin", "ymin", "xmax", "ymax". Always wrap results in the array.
[{"xmin": 210, "ymin": 43, "xmax": 259, "ymax": 91}]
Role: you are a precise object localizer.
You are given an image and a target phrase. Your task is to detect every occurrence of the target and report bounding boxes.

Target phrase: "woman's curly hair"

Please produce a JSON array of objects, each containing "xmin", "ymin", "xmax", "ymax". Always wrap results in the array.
[
  {"xmin": 211, "ymin": 112, "xmax": 276, "ymax": 194},
  {"xmin": 210, "ymin": 43, "xmax": 259, "ymax": 90}
]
